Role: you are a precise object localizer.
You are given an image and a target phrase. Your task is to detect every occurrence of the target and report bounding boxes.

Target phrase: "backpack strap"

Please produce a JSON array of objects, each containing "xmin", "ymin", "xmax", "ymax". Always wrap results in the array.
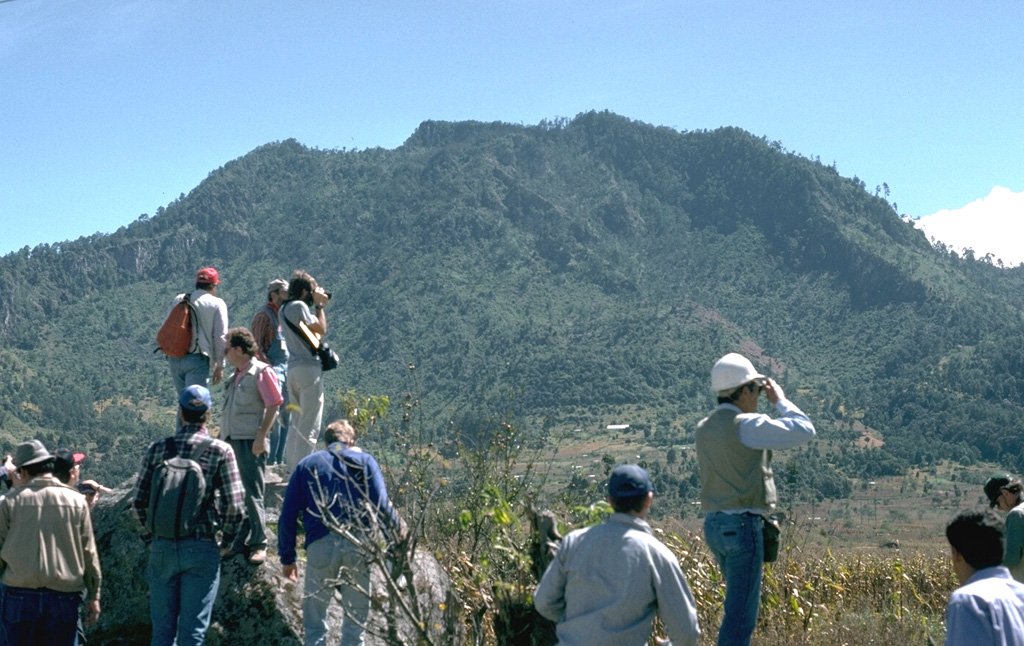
[{"xmin": 282, "ymin": 302, "xmax": 319, "ymax": 358}]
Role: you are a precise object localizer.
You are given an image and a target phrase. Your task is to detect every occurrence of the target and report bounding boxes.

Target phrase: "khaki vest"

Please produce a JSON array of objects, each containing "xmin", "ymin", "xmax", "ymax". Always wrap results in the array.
[
  {"xmin": 222, "ymin": 359, "xmax": 270, "ymax": 440},
  {"xmin": 695, "ymin": 407, "xmax": 776, "ymax": 512}
]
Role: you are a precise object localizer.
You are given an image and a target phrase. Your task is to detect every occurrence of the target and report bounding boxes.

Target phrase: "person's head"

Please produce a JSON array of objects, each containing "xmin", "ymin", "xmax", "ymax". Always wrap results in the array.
[
  {"xmin": 288, "ymin": 270, "xmax": 318, "ymax": 305},
  {"xmin": 53, "ymin": 448, "xmax": 86, "ymax": 485},
  {"xmin": 607, "ymin": 464, "xmax": 654, "ymax": 516},
  {"xmin": 225, "ymin": 327, "xmax": 258, "ymax": 368},
  {"xmin": 14, "ymin": 439, "xmax": 55, "ymax": 479},
  {"xmin": 324, "ymin": 419, "xmax": 356, "ymax": 445},
  {"xmin": 984, "ymin": 474, "xmax": 1022, "ymax": 511},
  {"xmin": 946, "ymin": 509, "xmax": 1005, "ymax": 584},
  {"xmin": 267, "ymin": 278, "xmax": 289, "ymax": 305},
  {"xmin": 711, "ymin": 353, "xmax": 765, "ymax": 412},
  {"xmin": 178, "ymin": 384, "xmax": 212, "ymax": 425},
  {"xmin": 195, "ymin": 267, "xmax": 220, "ymax": 291}
]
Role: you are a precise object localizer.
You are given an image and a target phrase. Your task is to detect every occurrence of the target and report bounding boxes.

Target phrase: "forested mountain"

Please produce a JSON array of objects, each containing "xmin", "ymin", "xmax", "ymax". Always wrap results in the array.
[{"xmin": 2, "ymin": 111, "xmax": 1023, "ymax": 487}]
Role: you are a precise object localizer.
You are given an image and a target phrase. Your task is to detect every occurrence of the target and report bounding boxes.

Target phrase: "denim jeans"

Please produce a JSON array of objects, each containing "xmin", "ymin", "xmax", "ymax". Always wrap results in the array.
[
  {"xmin": 303, "ymin": 534, "xmax": 371, "ymax": 646},
  {"xmin": 0, "ymin": 585, "xmax": 81, "ymax": 646},
  {"xmin": 229, "ymin": 439, "xmax": 267, "ymax": 551},
  {"xmin": 268, "ymin": 365, "xmax": 289, "ymax": 465},
  {"xmin": 168, "ymin": 353, "xmax": 210, "ymax": 394},
  {"xmin": 147, "ymin": 538, "xmax": 221, "ymax": 646},
  {"xmin": 704, "ymin": 512, "xmax": 764, "ymax": 646},
  {"xmin": 285, "ymin": 363, "xmax": 323, "ymax": 475}
]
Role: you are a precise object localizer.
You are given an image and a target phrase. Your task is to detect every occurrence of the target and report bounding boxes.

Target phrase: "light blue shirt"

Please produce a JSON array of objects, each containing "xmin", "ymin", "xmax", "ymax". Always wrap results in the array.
[
  {"xmin": 715, "ymin": 399, "xmax": 816, "ymax": 450},
  {"xmin": 534, "ymin": 513, "xmax": 700, "ymax": 646},
  {"xmin": 946, "ymin": 566, "xmax": 1024, "ymax": 646}
]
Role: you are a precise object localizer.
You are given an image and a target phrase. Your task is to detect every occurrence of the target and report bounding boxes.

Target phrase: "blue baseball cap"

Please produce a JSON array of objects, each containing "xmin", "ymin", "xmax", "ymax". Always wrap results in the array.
[
  {"xmin": 179, "ymin": 385, "xmax": 212, "ymax": 413},
  {"xmin": 608, "ymin": 464, "xmax": 653, "ymax": 498}
]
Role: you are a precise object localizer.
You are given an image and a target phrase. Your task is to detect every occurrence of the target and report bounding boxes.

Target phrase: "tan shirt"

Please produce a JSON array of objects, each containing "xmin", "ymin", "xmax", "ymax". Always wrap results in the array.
[{"xmin": 0, "ymin": 474, "xmax": 101, "ymax": 600}]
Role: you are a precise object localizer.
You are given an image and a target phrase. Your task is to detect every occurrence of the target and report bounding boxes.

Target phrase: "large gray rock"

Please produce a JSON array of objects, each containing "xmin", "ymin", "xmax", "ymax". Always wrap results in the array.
[{"xmin": 85, "ymin": 487, "xmax": 452, "ymax": 646}]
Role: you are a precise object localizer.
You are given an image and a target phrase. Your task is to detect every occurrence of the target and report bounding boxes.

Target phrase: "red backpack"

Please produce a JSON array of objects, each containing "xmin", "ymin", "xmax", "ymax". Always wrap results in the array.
[{"xmin": 156, "ymin": 294, "xmax": 195, "ymax": 358}]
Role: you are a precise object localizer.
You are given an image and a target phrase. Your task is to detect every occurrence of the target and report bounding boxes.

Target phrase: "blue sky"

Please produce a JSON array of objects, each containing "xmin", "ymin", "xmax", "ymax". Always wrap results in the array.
[{"xmin": 3, "ymin": 1, "xmax": 1022, "ymax": 261}]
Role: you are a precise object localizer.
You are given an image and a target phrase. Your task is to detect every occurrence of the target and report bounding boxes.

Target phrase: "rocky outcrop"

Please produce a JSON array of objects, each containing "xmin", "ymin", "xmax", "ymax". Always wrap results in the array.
[{"xmin": 86, "ymin": 487, "xmax": 451, "ymax": 646}]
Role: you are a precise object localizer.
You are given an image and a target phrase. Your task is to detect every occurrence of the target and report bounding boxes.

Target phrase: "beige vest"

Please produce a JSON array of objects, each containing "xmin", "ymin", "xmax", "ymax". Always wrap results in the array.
[
  {"xmin": 695, "ymin": 407, "xmax": 776, "ymax": 512},
  {"xmin": 222, "ymin": 359, "xmax": 270, "ymax": 440}
]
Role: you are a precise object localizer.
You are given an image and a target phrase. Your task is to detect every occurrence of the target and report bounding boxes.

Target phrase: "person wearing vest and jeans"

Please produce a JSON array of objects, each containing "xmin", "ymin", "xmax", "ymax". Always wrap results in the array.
[
  {"xmin": 695, "ymin": 353, "xmax": 816, "ymax": 646},
  {"xmin": 222, "ymin": 327, "xmax": 284, "ymax": 565},
  {"xmin": 252, "ymin": 278, "xmax": 291, "ymax": 466}
]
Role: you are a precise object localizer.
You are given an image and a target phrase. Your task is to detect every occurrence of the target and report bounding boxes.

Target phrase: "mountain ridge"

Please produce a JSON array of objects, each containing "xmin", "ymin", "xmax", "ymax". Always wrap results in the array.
[{"xmin": 1, "ymin": 111, "xmax": 1022, "ymax": 487}]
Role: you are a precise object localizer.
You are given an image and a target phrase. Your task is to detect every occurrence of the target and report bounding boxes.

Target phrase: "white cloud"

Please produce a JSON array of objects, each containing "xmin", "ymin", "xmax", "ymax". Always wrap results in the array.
[{"xmin": 913, "ymin": 187, "xmax": 1024, "ymax": 268}]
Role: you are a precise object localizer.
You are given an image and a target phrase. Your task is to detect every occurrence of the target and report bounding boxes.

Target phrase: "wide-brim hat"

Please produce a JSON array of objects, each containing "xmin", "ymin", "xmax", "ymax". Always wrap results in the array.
[{"xmin": 14, "ymin": 439, "xmax": 53, "ymax": 468}]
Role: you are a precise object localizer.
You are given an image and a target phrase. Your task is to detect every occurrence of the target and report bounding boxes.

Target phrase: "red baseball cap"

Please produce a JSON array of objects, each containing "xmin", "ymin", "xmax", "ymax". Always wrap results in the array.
[{"xmin": 196, "ymin": 267, "xmax": 220, "ymax": 285}]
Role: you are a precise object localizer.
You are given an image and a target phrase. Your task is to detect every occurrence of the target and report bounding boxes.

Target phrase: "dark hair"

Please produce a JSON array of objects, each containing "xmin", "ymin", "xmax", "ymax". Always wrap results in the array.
[
  {"xmin": 610, "ymin": 494, "xmax": 647, "ymax": 514},
  {"xmin": 226, "ymin": 327, "xmax": 258, "ymax": 357},
  {"xmin": 195, "ymin": 281, "xmax": 215, "ymax": 291},
  {"xmin": 946, "ymin": 509, "xmax": 1005, "ymax": 570},
  {"xmin": 717, "ymin": 381, "xmax": 760, "ymax": 405},
  {"xmin": 288, "ymin": 270, "xmax": 316, "ymax": 300},
  {"xmin": 181, "ymin": 407, "xmax": 212, "ymax": 425},
  {"xmin": 23, "ymin": 458, "xmax": 56, "ymax": 477}
]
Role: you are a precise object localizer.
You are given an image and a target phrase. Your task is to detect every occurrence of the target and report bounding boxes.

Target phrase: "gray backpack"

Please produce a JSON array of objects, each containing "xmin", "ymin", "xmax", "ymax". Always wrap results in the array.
[{"xmin": 146, "ymin": 436, "xmax": 214, "ymax": 539}]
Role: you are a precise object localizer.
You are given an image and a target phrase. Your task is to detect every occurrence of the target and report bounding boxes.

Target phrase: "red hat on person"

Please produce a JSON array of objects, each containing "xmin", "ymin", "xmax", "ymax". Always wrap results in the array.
[
  {"xmin": 54, "ymin": 448, "xmax": 86, "ymax": 477},
  {"xmin": 196, "ymin": 267, "xmax": 220, "ymax": 285}
]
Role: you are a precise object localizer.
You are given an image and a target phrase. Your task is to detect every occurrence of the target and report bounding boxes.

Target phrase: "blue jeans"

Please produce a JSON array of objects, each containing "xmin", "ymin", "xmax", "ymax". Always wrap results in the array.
[
  {"xmin": 229, "ymin": 439, "xmax": 267, "ymax": 551},
  {"xmin": 147, "ymin": 538, "xmax": 221, "ymax": 646},
  {"xmin": 304, "ymin": 534, "xmax": 371, "ymax": 646},
  {"xmin": 704, "ymin": 512, "xmax": 764, "ymax": 646},
  {"xmin": 0, "ymin": 585, "xmax": 81, "ymax": 646},
  {"xmin": 268, "ymin": 365, "xmax": 289, "ymax": 465},
  {"xmin": 168, "ymin": 353, "xmax": 210, "ymax": 394}
]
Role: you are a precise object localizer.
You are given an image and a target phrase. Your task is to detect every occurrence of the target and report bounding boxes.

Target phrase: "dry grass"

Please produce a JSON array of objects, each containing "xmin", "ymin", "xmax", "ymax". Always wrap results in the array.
[{"xmin": 659, "ymin": 528, "xmax": 953, "ymax": 645}]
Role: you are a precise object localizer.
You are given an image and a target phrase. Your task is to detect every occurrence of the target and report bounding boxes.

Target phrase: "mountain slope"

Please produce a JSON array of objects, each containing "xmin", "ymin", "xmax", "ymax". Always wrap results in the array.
[{"xmin": 1, "ymin": 111, "xmax": 1023, "ymax": 485}]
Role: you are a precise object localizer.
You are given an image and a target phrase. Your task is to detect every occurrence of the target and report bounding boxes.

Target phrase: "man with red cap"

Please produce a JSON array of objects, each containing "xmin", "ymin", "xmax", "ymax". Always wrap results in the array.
[{"xmin": 165, "ymin": 267, "xmax": 229, "ymax": 392}]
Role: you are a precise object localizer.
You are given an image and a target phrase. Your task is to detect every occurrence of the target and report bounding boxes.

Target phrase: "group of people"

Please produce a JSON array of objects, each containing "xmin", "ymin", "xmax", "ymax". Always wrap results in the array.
[
  {"xmin": 1, "ymin": 263, "xmax": 1022, "ymax": 646},
  {"xmin": 133, "ymin": 266, "xmax": 402, "ymax": 646},
  {"xmin": 534, "ymin": 352, "xmax": 1024, "ymax": 646},
  {"xmin": 534, "ymin": 352, "xmax": 817, "ymax": 646}
]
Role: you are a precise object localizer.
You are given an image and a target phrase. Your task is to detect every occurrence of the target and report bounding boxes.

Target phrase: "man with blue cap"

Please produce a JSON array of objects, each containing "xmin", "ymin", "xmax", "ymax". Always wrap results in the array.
[
  {"xmin": 534, "ymin": 464, "xmax": 700, "ymax": 646},
  {"xmin": 132, "ymin": 385, "xmax": 245, "ymax": 646}
]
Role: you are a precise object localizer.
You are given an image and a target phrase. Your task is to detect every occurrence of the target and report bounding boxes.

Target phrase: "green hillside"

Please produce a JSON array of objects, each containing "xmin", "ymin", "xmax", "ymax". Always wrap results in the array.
[{"xmin": 1, "ymin": 111, "xmax": 1023, "ymax": 488}]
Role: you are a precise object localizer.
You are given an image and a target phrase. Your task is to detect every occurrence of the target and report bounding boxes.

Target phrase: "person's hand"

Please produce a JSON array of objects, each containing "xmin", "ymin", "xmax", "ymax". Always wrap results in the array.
[
  {"xmin": 252, "ymin": 438, "xmax": 268, "ymax": 457},
  {"xmin": 85, "ymin": 599, "xmax": 101, "ymax": 627},
  {"xmin": 312, "ymin": 287, "xmax": 329, "ymax": 308},
  {"xmin": 10, "ymin": 468, "xmax": 27, "ymax": 489},
  {"xmin": 2, "ymin": 455, "xmax": 13, "ymax": 472},
  {"xmin": 212, "ymin": 364, "xmax": 224, "ymax": 386},
  {"xmin": 762, "ymin": 378, "xmax": 784, "ymax": 404},
  {"xmin": 282, "ymin": 563, "xmax": 298, "ymax": 582}
]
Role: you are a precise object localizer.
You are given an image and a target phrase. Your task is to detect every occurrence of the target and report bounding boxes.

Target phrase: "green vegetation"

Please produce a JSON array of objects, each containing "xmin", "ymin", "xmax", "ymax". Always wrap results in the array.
[{"xmin": 0, "ymin": 112, "xmax": 1018, "ymax": 640}]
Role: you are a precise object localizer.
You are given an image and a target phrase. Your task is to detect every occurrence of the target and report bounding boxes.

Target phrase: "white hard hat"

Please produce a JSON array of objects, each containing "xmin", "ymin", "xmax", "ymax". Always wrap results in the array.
[{"xmin": 710, "ymin": 353, "xmax": 765, "ymax": 393}]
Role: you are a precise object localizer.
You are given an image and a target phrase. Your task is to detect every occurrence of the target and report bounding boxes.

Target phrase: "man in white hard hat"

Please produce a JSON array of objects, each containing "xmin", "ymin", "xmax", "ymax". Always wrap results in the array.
[{"xmin": 695, "ymin": 352, "xmax": 816, "ymax": 646}]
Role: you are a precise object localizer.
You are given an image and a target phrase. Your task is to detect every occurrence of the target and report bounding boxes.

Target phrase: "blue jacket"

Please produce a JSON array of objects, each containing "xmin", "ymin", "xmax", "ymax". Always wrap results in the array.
[{"xmin": 278, "ymin": 442, "xmax": 399, "ymax": 565}]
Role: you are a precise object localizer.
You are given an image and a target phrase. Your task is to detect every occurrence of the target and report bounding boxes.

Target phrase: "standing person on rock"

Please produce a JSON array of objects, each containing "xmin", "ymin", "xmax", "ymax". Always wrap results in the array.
[
  {"xmin": 252, "ymin": 277, "xmax": 291, "ymax": 466},
  {"xmin": 280, "ymin": 270, "xmax": 331, "ymax": 476},
  {"xmin": 221, "ymin": 327, "xmax": 283, "ymax": 565}
]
